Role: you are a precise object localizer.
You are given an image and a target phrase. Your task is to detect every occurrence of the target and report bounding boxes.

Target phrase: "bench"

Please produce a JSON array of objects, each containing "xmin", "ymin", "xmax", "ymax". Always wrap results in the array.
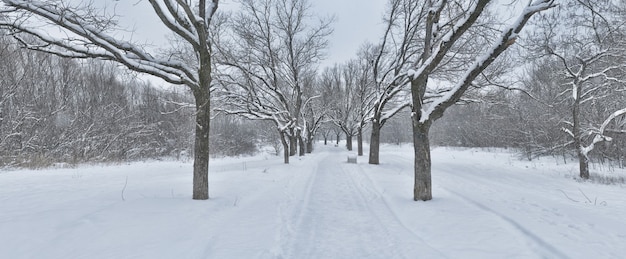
[{"xmin": 347, "ymin": 155, "xmax": 357, "ymax": 164}]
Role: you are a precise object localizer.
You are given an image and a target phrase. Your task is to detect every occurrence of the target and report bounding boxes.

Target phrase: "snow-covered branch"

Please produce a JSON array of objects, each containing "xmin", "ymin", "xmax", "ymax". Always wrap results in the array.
[
  {"xmin": 599, "ymin": 108, "xmax": 626, "ymax": 136},
  {"xmin": 0, "ymin": 0, "xmax": 215, "ymax": 90},
  {"xmin": 419, "ymin": 0, "xmax": 556, "ymax": 123}
]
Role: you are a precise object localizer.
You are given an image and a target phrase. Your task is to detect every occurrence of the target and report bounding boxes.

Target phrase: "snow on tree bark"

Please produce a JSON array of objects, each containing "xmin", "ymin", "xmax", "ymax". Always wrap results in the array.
[{"xmin": 407, "ymin": 0, "xmax": 555, "ymax": 201}]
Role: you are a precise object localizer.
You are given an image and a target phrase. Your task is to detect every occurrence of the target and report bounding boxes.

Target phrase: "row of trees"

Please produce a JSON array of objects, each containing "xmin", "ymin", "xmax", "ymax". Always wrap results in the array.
[
  {"xmin": 214, "ymin": 0, "xmax": 332, "ymax": 164},
  {"xmin": 5, "ymin": 0, "xmax": 624, "ymax": 202},
  {"xmin": 214, "ymin": 0, "xmax": 558, "ymax": 201}
]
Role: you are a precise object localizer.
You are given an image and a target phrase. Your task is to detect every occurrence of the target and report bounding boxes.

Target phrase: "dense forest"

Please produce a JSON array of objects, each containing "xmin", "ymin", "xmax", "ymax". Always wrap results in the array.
[{"xmin": 0, "ymin": 34, "xmax": 284, "ymax": 167}]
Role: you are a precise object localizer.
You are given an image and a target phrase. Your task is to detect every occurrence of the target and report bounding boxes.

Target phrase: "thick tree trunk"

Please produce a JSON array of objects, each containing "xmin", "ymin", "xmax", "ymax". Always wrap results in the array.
[
  {"xmin": 357, "ymin": 127, "xmax": 363, "ymax": 156},
  {"xmin": 324, "ymin": 136, "xmax": 327, "ymax": 145},
  {"xmin": 346, "ymin": 134, "xmax": 353, "ymax": 151},
  {"xmin": 192, "ymin": 89, "xmax": 210, "ymax": 200},
  {"xmin": 412, "ymin": 122, "xmax": 432, "ymax": 201},
  {"xmin": 368, "ymin": 121, "xmax": 381, "ymax": 164},
  {"xmin": 336, "ymin": 133, "xmax": 340, "ymax": 145},
  {"xmin": 280, "ymin": 131, "xmax": 289, "ymax": 164},
  {"xmin": 578, "ymin": 151, "xmax": 590, "ymax": 179},
  {"xmin": 289, "ymin": 134, "xmax": 297, "ymax": 156},
  {"xmin": 306, "ymin": 133, "xmax": 313, "ymax": 153},
  {"xmin": 298, "ymin": 135, "xmax": 305, "ymax": 156}
]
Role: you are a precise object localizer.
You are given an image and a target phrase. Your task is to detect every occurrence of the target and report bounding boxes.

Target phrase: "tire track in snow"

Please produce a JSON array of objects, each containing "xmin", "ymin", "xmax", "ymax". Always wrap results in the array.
[
  {"xmin": 338, "ymin": 163, "xmax": 411, "ymax": 259},
  {"xmin": 387, "ymin": 153, "xmax": 569, "ymax": 258},
  {"xmin": 434, "ymin": 161, "xmax": 571, "ymax": 258},
  {"xmin": 439, "ymin": 186, "xmax": 569, "ymax": 259},
  {"xmin": 345, "ymin": 162, "xmax": 449, "ymax": 258},
  {"xmin": 280, "ymin": 152, "xmax": 405, "ymax": 258},
  {"xmin": 200, "ymin": 154, "xmax": 325, "ymax": 259},
  {"xmin": 277, "ymin": 149, "xmax": 451, "ymax": 259},
  {"xmin": 272, "ymin": 155, "xmax": 321, "ymax": 258}
]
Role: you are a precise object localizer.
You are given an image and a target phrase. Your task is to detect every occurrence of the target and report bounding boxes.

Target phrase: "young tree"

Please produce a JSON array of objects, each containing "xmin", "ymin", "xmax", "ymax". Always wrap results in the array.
[
  {"xmin": 0, "ymin": 0, "xmax": 220, "ymax": 200},
  {"xmin": 398, "ymin": 0, "xmax": 555, "ymax": 201}
]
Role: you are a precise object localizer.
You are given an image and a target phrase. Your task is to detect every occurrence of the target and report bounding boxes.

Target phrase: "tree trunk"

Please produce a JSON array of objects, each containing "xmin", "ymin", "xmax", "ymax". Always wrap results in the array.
[
  {"xmin": 572, "ymin": 83, "xmax": 589, "ymax": 179},
  {"xmin": 192, "ymin": 89, "xmax": 210, "ymax": 200},
  {"xmin": 307, "ymin": 140, "xmax": 313, "ymax": 153},
  {"xmin": 346, "ymin": 134, "xmax": 353, "ymax": 151},
  {"xmin": 412, "ymin": 122, "xmax": 432, "ymax": 201},
  {"xmin": 298, "ymin": 135, "xmax": 305, "ymax": 156},
  {"xmin": 578, "ymin": 151, "xmax": 590, "ymax": 179},
  {"xmin": 357, "ymin": 127, "xmax": 363, "ymax": 156},
  {"xmin": 280, "ymin": 131, "xmax": 289, "ymax": 164},
  {"xmin": 289, "ymin": 134, "xmax": 297, "ymax": 156},
  {"xmin": 306, "ymin": 133, "xmax": 313, "ymax": 153},
  {"xmin": 369, "ymin": 121, "xmax": 381, "ymax": 164},
  {"xmin": 573, "ymin": 113, "xmax": 589, "ymax": 179},
  {"xmin": 336, "ymin": 133, "xmax": 340, "ymax": 145},
  {"xmin": 324, "ymin": 136, "xmax": 327, "ymax": 145}
]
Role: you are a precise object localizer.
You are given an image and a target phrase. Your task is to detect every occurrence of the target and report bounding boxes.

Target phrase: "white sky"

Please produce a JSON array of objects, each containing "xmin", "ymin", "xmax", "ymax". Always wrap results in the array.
[
  {"xmin": 310, "ymin": 0, "xmax": 388, "ymax": 66},
  {"xmin": 107, "ymin": 0, "xmax": 387, "ymax": 70},
  {"xmin": 94, "ymin": 0, "xmax": 523, "ymax": 87}
]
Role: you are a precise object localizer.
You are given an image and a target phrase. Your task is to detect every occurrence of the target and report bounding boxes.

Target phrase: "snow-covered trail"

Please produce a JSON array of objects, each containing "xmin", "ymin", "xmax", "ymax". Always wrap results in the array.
[
  {"xmin": 376, "ymin": 147, "xmax": 626, "ymax": 259},
  {"xmin": 1, "ymin": 144, "xmax": 625, "ymax": 258},
  {"xmin": 276, "ymin": 150, "xmax": 442, "ymax": 259}
]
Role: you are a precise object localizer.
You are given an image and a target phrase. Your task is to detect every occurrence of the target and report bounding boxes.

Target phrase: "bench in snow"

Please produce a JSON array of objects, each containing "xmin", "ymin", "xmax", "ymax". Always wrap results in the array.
[{"xmin": 347, "ymin": 155, "xmax": 357, "ymax": 164}]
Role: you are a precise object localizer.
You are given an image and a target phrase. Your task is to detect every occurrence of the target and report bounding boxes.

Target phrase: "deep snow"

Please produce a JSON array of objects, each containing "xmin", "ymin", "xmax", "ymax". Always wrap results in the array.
[{"xmin": 1, "ymin": 144, "xmax": 625, "ymax": 259}]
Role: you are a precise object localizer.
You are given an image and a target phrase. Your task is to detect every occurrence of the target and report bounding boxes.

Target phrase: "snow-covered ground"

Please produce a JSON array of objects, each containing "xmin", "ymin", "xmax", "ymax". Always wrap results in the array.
[{"xmin": 1, "ymin": 144, "xmax": 625, "ymax": 259}]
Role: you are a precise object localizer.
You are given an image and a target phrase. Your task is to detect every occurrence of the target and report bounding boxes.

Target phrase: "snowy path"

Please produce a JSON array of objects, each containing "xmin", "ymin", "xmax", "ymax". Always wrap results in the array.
[
  {"xmin": 1, "ymin": 144, "xmax": 625, "ymax": 258},
  {"xmin": 277, "ymin": 151, "xmax": 442, "ymax": 258},
  {"xmin": 377, "ymin": 148, "xmax": 626, "ymax": 259}
]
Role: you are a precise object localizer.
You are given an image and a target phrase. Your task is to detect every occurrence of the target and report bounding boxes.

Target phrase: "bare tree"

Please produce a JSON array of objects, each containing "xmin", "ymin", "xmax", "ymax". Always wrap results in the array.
[
  {"xmin": 323, "ymin": 63, "xmax": 366, "ymax": 152},
  {"xmin": 365, "ymin": 0, "xmax": 423, "ymax": 164},
  {"xmin": 535, "ymin": 0, "xmax": 626, "ymax": 178},
  {"xmin": 302, "ymin": 78, "xmax": 326, "ymax": 153},
  {"xmin": 318, "ymin": 124, "xmax": 332, "ymax": 145},
  {"xmin": 0, "ymin": 0, "xmax": 220, "ymax": 200},
  {"xmin": 216, "ymin": 0, "xmax": 331, "ymax": 164},
  {"xmin": 392, "ymin": 0, "xmax": 555, "ymax": 201},
  {"xmin": 319, "ymin": 65, "xmax": 343, "ymax": 146},
  {"xmin": 340, "ymin": 58, "xmax": 376, "ymax": 156}
]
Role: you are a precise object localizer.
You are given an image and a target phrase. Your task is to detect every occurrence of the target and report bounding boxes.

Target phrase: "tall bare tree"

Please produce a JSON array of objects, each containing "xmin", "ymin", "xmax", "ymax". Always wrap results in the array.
[
  {"xmin": 0, "ymin": 0, "xmax": 220, "ymax": 200},
  {"xmin": 302, "ymin": 76, "xmax": 326, "ymax": 153},
  {"xmin": 396, "ymin": 0, "xmax": 555, "ymax": 201},
  {"xmin": 343, "ymin": 58, "xmax": 376, "ymax": 156},
  {"xmin": 215, "ymin": 0, "xmax": 331, "ymax": 164},
  {"xmin": 365, "ymin": 0, "xmax": 424, "ymax": 164},
  {"xmin": 322, "ymin": 62, "xmax": 368, "ymax": 152},
  {"xmin": 534, "ymin": 0, "xmax": 626, "ymax": 179}
]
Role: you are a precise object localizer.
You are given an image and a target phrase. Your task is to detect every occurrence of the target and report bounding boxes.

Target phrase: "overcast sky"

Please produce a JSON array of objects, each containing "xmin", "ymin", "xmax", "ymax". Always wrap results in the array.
[
  {"xmin": 108, "ymin": 0, "xmax": 387, "ymax": 69},
  {"xmin": 100, "ymin": 0, "xmax": 523, "ymax": 87},
  {"xmin": 310, "ymin": 0, "xmax": 388, "ymax": 66}
]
